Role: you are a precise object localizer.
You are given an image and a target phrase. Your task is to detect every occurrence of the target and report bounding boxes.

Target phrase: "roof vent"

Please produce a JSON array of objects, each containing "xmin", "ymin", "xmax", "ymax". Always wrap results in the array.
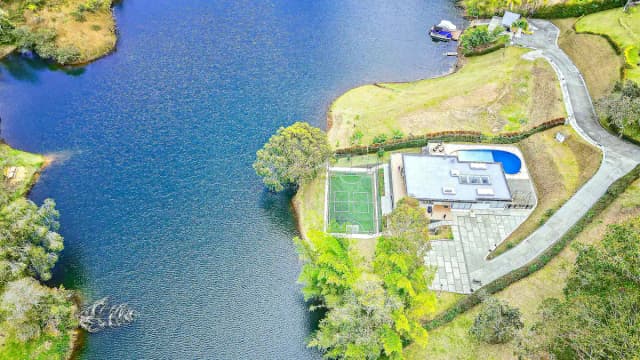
[
  {"xmin": 470, "ymin": 163, "xmax": 488, "ymax": 170},
  {"xmin": 442, "ymin": 187, "xmax": 456, "ymax": 195},
  {"xmin": 450, "ymin": 169, "xmax": 460, "ymax": 177},
  {"xmin": 477, "ymin": 188, "xmax": 495, "ymax": 196}
]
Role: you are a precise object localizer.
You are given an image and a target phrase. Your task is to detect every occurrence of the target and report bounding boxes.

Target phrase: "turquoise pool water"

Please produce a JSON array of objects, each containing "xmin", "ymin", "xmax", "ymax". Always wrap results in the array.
[{"xmin": 456, "ymin": 149, "xmax": 522, "ymax": 174}]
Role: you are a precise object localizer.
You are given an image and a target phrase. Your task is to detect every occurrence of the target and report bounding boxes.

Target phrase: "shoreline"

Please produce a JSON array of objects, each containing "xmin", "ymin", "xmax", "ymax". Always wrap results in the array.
[{"xmin": 325, "ymin": 55, "xmax": 465, "ymax": 137}]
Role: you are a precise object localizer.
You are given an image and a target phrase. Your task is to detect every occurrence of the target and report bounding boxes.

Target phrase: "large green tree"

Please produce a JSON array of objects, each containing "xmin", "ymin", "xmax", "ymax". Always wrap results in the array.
[
  {"xmin": 253, "ymin": 122, "xmax": 332, "ymax": 192},
  {"xmin": 0, "ymin": 198, "xmax": 64, "ymax": 282},
  {"xmin": 384, "ymin": 197, "xmax": 430, "ymax": 253}
]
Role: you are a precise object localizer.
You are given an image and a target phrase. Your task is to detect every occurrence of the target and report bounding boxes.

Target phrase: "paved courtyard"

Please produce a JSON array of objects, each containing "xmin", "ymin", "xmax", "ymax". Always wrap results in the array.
[{"xmin": 426, "ymin": 209, "xmax": 531, "ymax": 293}]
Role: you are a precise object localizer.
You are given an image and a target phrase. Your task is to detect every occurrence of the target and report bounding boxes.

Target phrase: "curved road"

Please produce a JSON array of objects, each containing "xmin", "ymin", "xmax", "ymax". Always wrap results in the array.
[{"xmin": 471, "ymin": 20, "xmax": 640, "ymax": 287}]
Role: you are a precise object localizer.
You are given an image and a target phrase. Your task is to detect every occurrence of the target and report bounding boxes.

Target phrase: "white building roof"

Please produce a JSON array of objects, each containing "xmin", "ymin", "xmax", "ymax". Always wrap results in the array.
[{"xmin": 402, "ymin": 154, "xmax": 512, "ymax": 202}]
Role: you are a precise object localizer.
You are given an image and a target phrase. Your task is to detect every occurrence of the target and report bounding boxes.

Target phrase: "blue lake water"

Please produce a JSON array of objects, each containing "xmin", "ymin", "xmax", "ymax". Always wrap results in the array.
[{"xmin": 0, "ymin": 1, "xmax": 461, "ymax": 358}]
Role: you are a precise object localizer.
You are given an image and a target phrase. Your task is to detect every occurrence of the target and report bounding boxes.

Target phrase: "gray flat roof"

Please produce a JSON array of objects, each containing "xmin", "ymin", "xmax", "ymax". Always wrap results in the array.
[{"xmin": 402, "ymin": 154, "xmax": 512, "ymax": 202}]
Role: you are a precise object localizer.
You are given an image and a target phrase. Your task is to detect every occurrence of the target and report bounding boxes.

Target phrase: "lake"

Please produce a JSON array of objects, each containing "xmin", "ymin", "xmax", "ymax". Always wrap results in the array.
[{"xmin": 0, "ymin": 1, "xmax": 461, "ymax": 358}]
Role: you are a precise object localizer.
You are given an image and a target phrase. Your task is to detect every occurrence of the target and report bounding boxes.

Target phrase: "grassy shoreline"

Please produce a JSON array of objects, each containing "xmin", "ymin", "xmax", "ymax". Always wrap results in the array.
[{"xmin": 327, "ymin": 47, "xmax": 565, "ymax": 149}]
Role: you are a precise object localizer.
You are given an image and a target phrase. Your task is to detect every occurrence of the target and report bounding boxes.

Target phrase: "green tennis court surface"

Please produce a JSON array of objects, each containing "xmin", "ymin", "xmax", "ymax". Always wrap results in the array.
[{"xmin": 328, "ymin": 171, "xmax": 377, "ymax": 234}]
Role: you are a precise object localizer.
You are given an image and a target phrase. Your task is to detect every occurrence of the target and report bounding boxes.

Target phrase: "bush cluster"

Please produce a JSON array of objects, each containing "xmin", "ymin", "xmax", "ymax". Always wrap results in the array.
[
  {"xmin": 12, "ymin": 26, "xmax": 80, "ymax": 64},
  {"xmin": 534, "ymin": 0, "xmax": 625, "ymax": 18}
]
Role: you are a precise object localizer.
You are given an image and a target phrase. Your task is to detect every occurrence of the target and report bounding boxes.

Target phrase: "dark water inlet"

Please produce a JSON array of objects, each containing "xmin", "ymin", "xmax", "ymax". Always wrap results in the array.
[{"xmin": 0, "ymin": 1, "xmax": 462, "ymax": 358}]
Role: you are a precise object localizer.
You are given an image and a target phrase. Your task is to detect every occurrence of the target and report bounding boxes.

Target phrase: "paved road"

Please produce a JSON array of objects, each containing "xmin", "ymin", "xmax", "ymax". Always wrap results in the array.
[{"xmin": 469, "ymin": 20, "xmax": 640, "ymax": 287}]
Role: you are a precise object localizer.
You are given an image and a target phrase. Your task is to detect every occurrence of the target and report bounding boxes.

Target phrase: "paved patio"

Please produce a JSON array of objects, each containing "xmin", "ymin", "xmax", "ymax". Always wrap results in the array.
[{"xmin": 426, "ymin": 209, "xmax": 531, "ymax": 293}]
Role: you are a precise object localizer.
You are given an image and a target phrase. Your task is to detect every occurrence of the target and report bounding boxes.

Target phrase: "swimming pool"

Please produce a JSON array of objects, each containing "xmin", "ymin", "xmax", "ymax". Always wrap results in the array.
[{"xmin": 456, "ymin": 149, "xmax": 522, "ymax": 174}]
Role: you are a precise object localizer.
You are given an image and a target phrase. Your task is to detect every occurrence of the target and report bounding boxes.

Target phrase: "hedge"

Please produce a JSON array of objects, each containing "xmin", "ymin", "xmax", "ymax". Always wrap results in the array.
[
  {"xmin": 534, "ymin": 0, "xmax": 626, "ymax": 18},
  {"xmin": 424, "ymin": 163, "xmax": 640, "ymax": 330},
  {"xmin": 334, "ymin": 118, "xmax": 566, "ymax": 156}
]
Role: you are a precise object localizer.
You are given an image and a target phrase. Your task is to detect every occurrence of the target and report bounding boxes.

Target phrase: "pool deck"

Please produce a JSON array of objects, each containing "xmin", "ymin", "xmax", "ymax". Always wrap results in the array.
[{"xmin": 426, "ymin": 143, "xmax": 530, "ymax": 180}]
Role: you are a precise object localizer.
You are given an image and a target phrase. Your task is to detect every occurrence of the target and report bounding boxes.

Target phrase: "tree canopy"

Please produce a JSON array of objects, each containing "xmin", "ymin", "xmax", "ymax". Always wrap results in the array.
[
  {"xmin": 296, "ymin": 228, "xmax": 435, "ymax": 359},
  {"xmin": 596, "ymin": 81, "xmax": 640, "ymax": 137},
  {"xmin": 469, "ymin": 295, "xmax": 523, "ymax": 344},
  {"xmin": 253, "ymin": 122, "xmax": 332, "ymax": 192},
  {"xmin": 525, "ymin": 219, "xmax": 640, "ymax": 359}
]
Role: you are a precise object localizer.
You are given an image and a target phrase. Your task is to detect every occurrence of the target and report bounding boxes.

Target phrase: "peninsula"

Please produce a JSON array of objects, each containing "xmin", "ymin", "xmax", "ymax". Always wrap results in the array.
[{"xmin": 253, "ymin": 4, "xmax": 640, "ymax": 359}]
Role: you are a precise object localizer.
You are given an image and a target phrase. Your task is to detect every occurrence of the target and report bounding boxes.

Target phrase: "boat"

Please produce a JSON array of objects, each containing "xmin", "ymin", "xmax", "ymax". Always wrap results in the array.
[{"xmin": 429, "ymin": 20, "xmax": 458, "ymax": 42}]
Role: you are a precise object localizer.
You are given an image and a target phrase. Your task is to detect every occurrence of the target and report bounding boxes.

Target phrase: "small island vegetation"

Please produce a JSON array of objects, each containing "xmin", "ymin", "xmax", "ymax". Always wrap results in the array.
[{"xmin": 0, "ymin": 0, "xmax": 117, "ymax": 64}]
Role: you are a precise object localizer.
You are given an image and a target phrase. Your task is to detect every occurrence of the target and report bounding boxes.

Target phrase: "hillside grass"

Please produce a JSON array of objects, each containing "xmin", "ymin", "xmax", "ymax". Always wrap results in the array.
[
  {"xmin": 554, "ymin": 18, "xmax": 623, "ymax": 99},
  {"xmin": 406, "ymin": 178, "xmax": 640, "ymax": 360},
  {"xmin": 490, "ymin": 126, "xmax": 602, "ymax": 258},
  {"xmin": 1, "ymin": 0, "xmax": 116, "ymax": 64},
  {"xmin": 575, "ymin": 6, "xmax": 640, "ymax": 84},
  {"xmin": 328, "ymin": 47, "xmax": 565, "ymax": 148}
]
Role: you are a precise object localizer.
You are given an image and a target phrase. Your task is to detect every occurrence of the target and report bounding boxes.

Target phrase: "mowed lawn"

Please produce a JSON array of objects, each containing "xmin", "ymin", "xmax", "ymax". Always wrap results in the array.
[
  {"xmin": 406, "ymin": 179, "xmax": 640, "ymax": 360},
  {"xmin": 328, "ymin": 171, "xmax": 377, "ymax": 234},
  {"xmin": 575, "ymin": 7, "xmax": 640, "ymax": 84},
  {"xmin": 328, "ymin": 47, "xmax": 565, "ymax": 148}
]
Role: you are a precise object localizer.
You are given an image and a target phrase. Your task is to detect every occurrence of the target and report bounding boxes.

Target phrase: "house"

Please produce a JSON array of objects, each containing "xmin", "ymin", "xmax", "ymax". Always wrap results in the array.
[
  {"xmin": 391, "ymin": 153, "xmax": 513, "ymax": 210},
  {"xmin": 501, "ymin": 11, "xmax": 521, "ymax": 30}
]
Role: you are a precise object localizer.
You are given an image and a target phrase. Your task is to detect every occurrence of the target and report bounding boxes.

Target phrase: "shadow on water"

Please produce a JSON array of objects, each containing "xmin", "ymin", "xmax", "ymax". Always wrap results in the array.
[{"xmin": 0, "ymin": 53, "xmax": 86, "ymax": 82}]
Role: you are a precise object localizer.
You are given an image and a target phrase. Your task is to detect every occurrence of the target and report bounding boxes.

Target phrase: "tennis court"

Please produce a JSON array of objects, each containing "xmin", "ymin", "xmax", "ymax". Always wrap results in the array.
[{"xmin": 327, "ymin": 170, "xmax": 378, "ymax": 234}]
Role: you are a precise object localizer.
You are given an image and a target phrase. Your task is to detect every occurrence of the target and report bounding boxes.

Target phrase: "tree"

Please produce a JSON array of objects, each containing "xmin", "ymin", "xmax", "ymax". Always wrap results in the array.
[
  {"xmin": 308, "ymin": 274, "xmax": 402, "ymax": 360},
  {"xmin": 596, "ymin": 81, "xmax": 640, "ymax": 137},
  {"xmin": 0, "ymin": 198, "xmax": 64, "ymax": 282},
  {"xmin": 385, "ymin": 197, "xmax": 430, "ymax": 253},
  {"xmin": 469, "ymin": 295, "xmax": 523, "ymax": 344},
  {"xmin": 253, "ymin": 122, "xmax": 332, "ymax": 192},
  {"xmin": 294, "ymin": 231, "xmax": 360, "ymax": 308},
  {"xmin": 0, "ymin": 277, "xmax": 77, "ymax": 342},
  {"xmin": 524, "ymin": 220, "xmax": 640, "ymax": 359}
]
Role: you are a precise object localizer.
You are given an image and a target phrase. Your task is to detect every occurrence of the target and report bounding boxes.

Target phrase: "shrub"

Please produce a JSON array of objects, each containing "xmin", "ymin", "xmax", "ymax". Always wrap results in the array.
[
  {"xmin": 460, "ymin": 25, "xmax": 504, "ymax": 52},
  {"xmin": 371, "ymin": 133, "xmax": 388, "ymax": 144},
  {"xmin": 469, "ymin": 296, "xmax": 523, "ymax": 344},
  {"xmin": 392, "ymin": 129, "xmax": 404, "ymax": 140}
]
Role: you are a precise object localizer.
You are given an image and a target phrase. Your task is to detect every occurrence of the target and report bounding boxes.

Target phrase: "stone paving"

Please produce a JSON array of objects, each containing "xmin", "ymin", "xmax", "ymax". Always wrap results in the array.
[{"xmin": 426, "ymin": 209, "xmax": 531, "ymax": 293}]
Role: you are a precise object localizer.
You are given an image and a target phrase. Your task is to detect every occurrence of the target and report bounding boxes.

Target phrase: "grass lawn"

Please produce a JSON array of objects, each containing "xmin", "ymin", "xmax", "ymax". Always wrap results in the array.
[
  {"xmin": 575, "ymin": 7, "xmax": 640, "ymax": 84},
  {"xmin": 406, "ymin": 178, "xmax": 640, "ymax": 360},
  {"xmin": 554, "ymin": 18, "xmax": 623, "ymax": 99},
  {"xmin": 0, "ymin": 144, "xmax": 45, "ymax": 199},
  {"xmin": 327, "ymin": 47, "xmax": 565, "ymax": 148},
  {"xmin": 490, "ymin": 126, "xmax": 602, "ymax": 258},
  {"xmin": 0, "ymin": 332, "xmax": 74, "ymax": 360},
  {"xmin": 327, "ymin": 171, "xmax": 377, "ymax": 234},
  {"xmin": 1, "ymin": 0, "xmax": 117, "ymax": 64}
]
